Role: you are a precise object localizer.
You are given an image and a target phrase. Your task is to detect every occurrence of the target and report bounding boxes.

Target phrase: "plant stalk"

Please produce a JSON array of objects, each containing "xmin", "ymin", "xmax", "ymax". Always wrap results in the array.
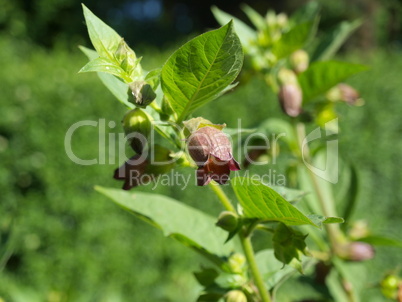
[
  {"xmin": 294, "ymin": 123, "xmax": 345, "ymax": 252},
  {"xmin": 208, "ymin": 182, "xmax": 236, "ymax": 213},
  {"xmin": 240, "ymin": 234, "xmax": 272, "ymax": 302},
  {"xmin": 209, "ymin": 182, "xmax": 271, "ymax": 302}
]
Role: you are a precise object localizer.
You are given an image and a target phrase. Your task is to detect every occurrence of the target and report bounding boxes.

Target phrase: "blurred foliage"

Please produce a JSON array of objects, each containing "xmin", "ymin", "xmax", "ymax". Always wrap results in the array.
[
  {"xmin": 0, "ymin": 30, "xmax": 402, "ymax": 301},
  {"xmin": 0, "ymin": 0, "xmax": 401, "ymax": 50}
]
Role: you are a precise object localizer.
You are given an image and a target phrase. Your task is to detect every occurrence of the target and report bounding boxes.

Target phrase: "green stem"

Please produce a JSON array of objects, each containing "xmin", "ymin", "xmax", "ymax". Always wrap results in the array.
[
  {"xmin": 208, "ymin": 182, "xmax": 236, "ymax": 213},
  {"xmin": 208, "ymin": 183, "xmax": 271, "ymax": 302},
  {"xmin": 294, "ymin": 123, "xmax": 345, "ymax": 251},
  {"xmin": 240, "ymin": 234, "xmax": 272, "ymax": 302}
]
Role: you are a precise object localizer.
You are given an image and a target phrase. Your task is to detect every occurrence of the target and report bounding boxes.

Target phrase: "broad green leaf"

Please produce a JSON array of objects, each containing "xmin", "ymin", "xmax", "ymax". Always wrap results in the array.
[
  {"xmin": 82, "ymin": 4, "xmax": 121, "ymax": 60},
  {"xmin": 241, "ymin": 4, "xmax": 266, "ymax": 31},
  {"xmin": 307, "ymin": 214, "xmax": 344, "ymax": 228},
  {"xmin": 211, "ymin": 6, "xmax": 256, "ymax": 49},
  {"xmin": 79, "ymin": 57, "xmax": 131, "ymax": 82},
  {"xmin": 95, "ymin": 186, "xmax": 239, "ymax": 265},
  {"xmin": 298, "ymin": 61, "xmax": 368, "ymax": 102},
  {"xmin": 311, "ymin": 20, "xmax": 362, "ymax": 62},
  {"xmin": 231, "ymin": 177, "xmax": 318, "ymax": 227},
  {"xmin": 161, "ymin": 21, "xmax": 243, "ymax": 123},
  {"xmin": 271, "ymin": 22, "xmax": 313, "ymax": 59},
  {"xmin": 358, "ymin": 235, "xmax": 402, "ymax": 248},
  {"xmin": 269, "ymin": 186, "xmax": 307, "ymax": 203},
  {"xmin": 79, "ymin": 46, "xmax": 133, "ymax": 108}
]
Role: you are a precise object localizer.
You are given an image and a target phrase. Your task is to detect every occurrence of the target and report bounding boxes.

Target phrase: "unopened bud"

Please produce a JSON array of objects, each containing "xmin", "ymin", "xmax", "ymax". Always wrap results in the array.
[
  {"xmin": 123, "ymin": 108, "xmax": 152, "ymax": 153},
  {"xmin": 225, "ymin": 290, "xmax": 247, "ymax": 302},
  {"xmin": 216, "ymin": 211, "xmax": 238, "ymax": 232},
  {"xmin": 161, "ymin": 96, "xmax": 174, "ymax": 116},
  {"xmin": 114, "ymin": 38, "xmax": 142, "ymax": 79},
  {"xmin": 290, "ymin": 50, "xmax": 309, "ymax": 74},
  {"xmin": 326, "ymin": 83, "xmax": 362, "ymax": 106},
  {"xmin": 339, "ymin": 242, "xmax": 375, "ymax": 262},
  {"xmin": 128, "ymin": 81, "xmax": 156, "ymax": 108},
  {"xmin": 381, "ymin": 274, "xmax": 400, "ymax": 299},
  {"xmin": 225, "ymin": 289, "xmax": 247, "ymax": 302},
  {"xmin": 276, "ymin": 13, "xmax": 288, "ymax": 28},
  {"xmin": 265, "ymin": 10, "xmax": 277, "ymax": 28},
  {"xmin": 278, "ymin": 84, "xmax": 302, "ymax": 117},
  {"xmin": 278, "ymin": 68, "xmax": 298, "ymax": 86},
  {"xmin": 228, "ymin": 253, "xmax": 246, "ymax": 274},
  {"xmin": 160, "ymin": 96, "xmax": 173, "ymax": 121}
]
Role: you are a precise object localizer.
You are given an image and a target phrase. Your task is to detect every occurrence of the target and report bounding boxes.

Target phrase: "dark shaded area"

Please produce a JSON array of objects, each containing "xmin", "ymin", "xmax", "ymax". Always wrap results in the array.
[{"xmin": 1, "ymin": 0, "xmax": 401, "ymax": 49}]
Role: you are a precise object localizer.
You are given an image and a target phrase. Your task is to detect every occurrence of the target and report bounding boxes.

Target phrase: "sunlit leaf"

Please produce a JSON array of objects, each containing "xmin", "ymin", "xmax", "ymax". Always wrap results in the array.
[
  {"xmin": 95, "ymin": 186, "xmax": 240, "ymax": 266},
  {"xmin": 82, "ymin": 4, "xmax": 121, "ymax": 60},
  {"xmin": 79, "ymin": 57, "xmax": 129, "ymax": 80},
  {"xmin": 231, "ymin": 177, "xmax": 318, "ymax": 227},
  {"xmin": 211, "ymin": 6, "xmax": 256, "ymax": 49},
  {"xmin": 161, "ymin": 21, "xmax": 243, "ymax": 123},
  {"xmin": 79, "ymin": 46, "xmax": 133, "ymax": 108}
]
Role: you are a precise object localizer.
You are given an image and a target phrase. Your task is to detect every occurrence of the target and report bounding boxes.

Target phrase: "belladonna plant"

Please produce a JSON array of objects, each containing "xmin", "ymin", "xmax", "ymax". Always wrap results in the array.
[{"xmin": 78, "ymin": 3, "xmax": 401, "ymax": 301}]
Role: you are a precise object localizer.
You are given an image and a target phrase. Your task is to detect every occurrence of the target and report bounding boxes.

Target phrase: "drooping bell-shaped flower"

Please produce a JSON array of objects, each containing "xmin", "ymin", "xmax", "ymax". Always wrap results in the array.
[
  {"xmin": 113, "ymin": 145, "xmax": 174, "ymax": 190},
  {"xmin": 186, "ymin": 122, "xmax": 240, "ymax": 186}
]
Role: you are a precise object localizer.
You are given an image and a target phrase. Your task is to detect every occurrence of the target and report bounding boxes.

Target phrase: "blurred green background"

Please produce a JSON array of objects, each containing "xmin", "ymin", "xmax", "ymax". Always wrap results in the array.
[{"xmin": 1, "ymin": 0, "xmax": 402, "ymax": 301}]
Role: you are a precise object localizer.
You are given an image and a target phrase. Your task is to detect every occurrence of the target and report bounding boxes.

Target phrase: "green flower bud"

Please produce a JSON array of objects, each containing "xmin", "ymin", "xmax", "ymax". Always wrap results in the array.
[
  {"xmin": 159, "ymin": 96, "xmax": 174, "ymax": 121},
  {"xmin": 228, "ymin": 253, "xmax": 246, "ymax": 274},
  {"xmin": 216, "ymin": 273, "xmax": 247, "ymax": 289},
  {"xmin": 161, "ymin": 96, "xmax": 174, "ymax": 115},
  {"xmin": 277, "ymin": 68, "xmax": 298, "ymax": 86},
  {"xmin": 290, "ymin": 50, "xmax": 309, "ymax": 74},
  {"xmin": 225, "ymin": 290, "xmax": 247, "ymax": 302},
  {"xmin": 381, "ymin": 275, "xmax": 400, "ymax": 299},
  {"xmin": 315, "ymin": 103, "xmax": 337, "ymax": 128},
  {"xmin": 216, "ymin": 211, "xmax": 238, "ymax": 232},
  {"xmin": 122, "ymin": 108, "xmax": 152, "ymax": 153},
  {"xmin": 114, "ymin": 38, "xmax": 142, "ymax": 79},
  {"xmin": 265, "ymin": 10, "xmax": 277, "ymax": 28},
  {"xmin": 128, "ymin": 81, "xmax": 156, "ymax": 108},
  {"xmin": 276, "ymin": 13, "xmax": 288, "ymax": 28}
]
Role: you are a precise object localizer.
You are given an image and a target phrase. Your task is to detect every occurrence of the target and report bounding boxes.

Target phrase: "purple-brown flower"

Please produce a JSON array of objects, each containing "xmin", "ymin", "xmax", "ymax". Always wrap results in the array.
[
  {"xmin": 187, "ymin": 126, "xmax": 240, "ymax": 186},
  {"xmin": 113, "ymin": 145, "xmax": 174, "ymax": 190},
  {"xmin": 113, "ymin": 154, "xmax": 149, "ymax": 190}
]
